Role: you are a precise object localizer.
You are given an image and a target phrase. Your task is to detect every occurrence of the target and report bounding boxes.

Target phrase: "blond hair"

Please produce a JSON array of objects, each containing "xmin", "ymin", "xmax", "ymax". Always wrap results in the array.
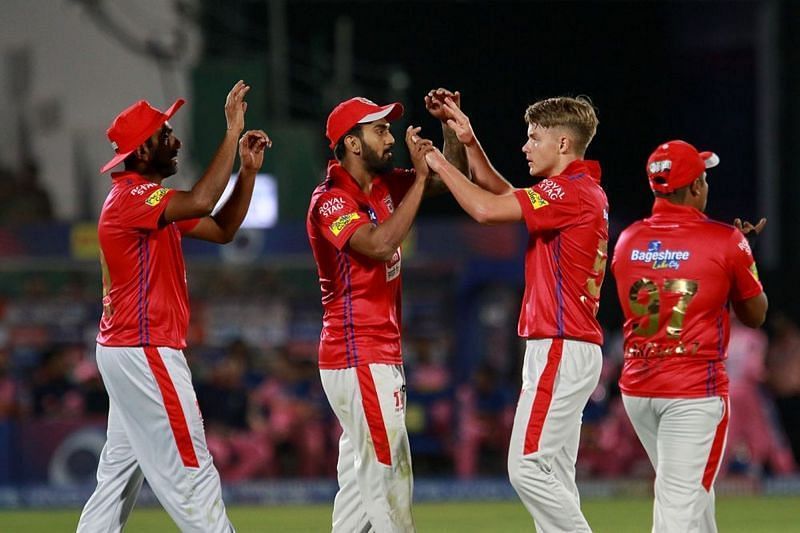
[{"xmin": 524, "ymin": 96, "xmax": 598, "ymax": 155}]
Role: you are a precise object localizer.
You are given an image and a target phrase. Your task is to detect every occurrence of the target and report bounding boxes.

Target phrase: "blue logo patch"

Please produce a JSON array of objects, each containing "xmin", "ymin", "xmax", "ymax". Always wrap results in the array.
[{"xmin": 630, "ymin": 240, "xmax": 690, "ymax": 270}]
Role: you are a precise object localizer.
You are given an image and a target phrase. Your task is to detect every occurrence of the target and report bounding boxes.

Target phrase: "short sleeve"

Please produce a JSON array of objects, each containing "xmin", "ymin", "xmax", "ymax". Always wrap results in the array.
[
  {"xmin": 116, "ymin": 184, "xmax": 175, "ymax": 230},
  {"xmin": 384, "ymin": 168, "xmax": 417, "ymax": 205},
  {"xmin": 726, "ymin": 230, "xmax": 763, "ymax": 302},
  {"xmin": 513, "ymin": 177, "xmax": 582, "ymax": 234},
  {"xmin": 176, "ymin": 218, "xmax": 201, "ymax": 234},
  {"xmin": 311, "ymin": 190, "xmax": 370, "ymax": 250}
]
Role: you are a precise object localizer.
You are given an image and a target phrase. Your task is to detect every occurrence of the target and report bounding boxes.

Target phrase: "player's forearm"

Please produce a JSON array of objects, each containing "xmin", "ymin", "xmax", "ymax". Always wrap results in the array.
[
  {"xmin": 188, "ymin": 130, "xmax": 241, "ymax": 212},
  {"xmin": 466, "ymin": 140, "xmax": 514, "ymax": 195},
  {"xmin": 426, "ymin": 126, "xmax": 469, "ymax": 196},
  {"xmin": 436, "ymin": 158, "xmax": 500, "ymax": 224},
  {"xmin": 209, "ymin": 169, "xmax": 257, "ymax": 241},
  {"xmin": 368, "ymin": 177, "xmax": 426, "ymax": 259}
]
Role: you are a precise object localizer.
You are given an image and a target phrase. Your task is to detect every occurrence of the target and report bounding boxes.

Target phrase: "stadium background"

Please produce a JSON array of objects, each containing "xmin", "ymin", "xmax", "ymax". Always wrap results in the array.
[{"xmin": 2, "ymin": 0, "xmax": 800, "ymax": 530}]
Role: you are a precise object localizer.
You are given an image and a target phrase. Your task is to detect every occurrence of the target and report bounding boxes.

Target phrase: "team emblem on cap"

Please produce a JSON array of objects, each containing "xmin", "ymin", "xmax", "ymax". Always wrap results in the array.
[{"xmin": 648, "ymin": 160, "xmax": 672, "ymax": 175}]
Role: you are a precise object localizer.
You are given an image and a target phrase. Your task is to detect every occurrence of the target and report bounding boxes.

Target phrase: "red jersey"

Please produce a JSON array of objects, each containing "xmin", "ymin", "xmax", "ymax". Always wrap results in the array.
[
  {"xmin": 96, "ymin": 171, "xmax": 199, "ymax": 349},
  {"xmin": 307, "ymin": 162, "xmax": 416, "ymax": 369},
  {"xmin": 611, "ymin": 199, "xmax": 763, "ymax": 398},
  {"xmin": 512, "ymin": 160, "xmax": 608, "ymax": 345}
]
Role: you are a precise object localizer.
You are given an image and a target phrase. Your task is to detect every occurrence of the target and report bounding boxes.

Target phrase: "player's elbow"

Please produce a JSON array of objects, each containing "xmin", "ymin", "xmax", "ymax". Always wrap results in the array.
[
  {"xmin": 370, "ymin": 242, "xmax": 397, "ymax": 262},
  {"xmin": 733, "ymin": 293, "xmax": 768, "ymax": 328},
  {"xmin": 471, "ymin": 204, "xmax": 494, "ymax": 225},
  {"xmin": 471, "ymin": 204, "xmax": 504, "ymax": 225}
]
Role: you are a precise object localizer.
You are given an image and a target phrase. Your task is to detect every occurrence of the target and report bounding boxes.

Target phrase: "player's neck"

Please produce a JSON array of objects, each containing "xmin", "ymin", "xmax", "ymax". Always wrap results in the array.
[
  {"xmin": 547, "ymin": 155, "xmax": 581, "ymax": 178},
  {"xmin": 342, "ymin": 160, "xmax": 374, "ymax": 194}
]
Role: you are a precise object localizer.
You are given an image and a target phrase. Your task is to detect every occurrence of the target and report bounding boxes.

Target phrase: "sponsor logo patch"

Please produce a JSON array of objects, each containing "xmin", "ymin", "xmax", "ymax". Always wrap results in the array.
[
  {"xmin": 329, "ymin": 212, "xmax": 360, "ymax": 236},
  {"xmin": 386, "ymin": 249, "xmax": 401, "ymax": 281},
  {"xmin": 749, "ymin": 262, "xmax": 760, "ymax": 281},
  {"xmin": 318, "ymin": 196, "xmax": 345, "ymax": 217},
  {"xmin": 383, "ymin": 194, "xmax": 394, "ymax": 213},
  {"xmin": 538, "ymin": 179, "xmax": 565, "ymax": 200},
  {"xmin": 131, "ymin": 183, "xmax": 159, "ymax": 196},
  {"xmin": 145, "ymin": 188, "xmax": 169, "ymax": 206},
  {"xmin": 630, "ymin": 240, "xmax": 690, "ymax": 270},
  {"xmin": 525, "ymin": 189, "xmax": 549, "ymax": 210},
  {"xmin": 738, "ymin": 237, "xmax": 753, "ymax": 256}
]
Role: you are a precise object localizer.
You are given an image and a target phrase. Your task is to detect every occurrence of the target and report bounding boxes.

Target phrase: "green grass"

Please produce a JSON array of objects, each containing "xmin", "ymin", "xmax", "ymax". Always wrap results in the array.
[{"xmin": 1, "ymin": 496, "xmax": 799, "ymax": 532}]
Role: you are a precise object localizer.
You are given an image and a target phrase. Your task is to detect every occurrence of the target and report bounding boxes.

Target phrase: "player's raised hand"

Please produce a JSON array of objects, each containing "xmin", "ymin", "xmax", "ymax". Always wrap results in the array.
[
  {"xmin": 239, "ymin": 130, "xmax": 271, "ymax": 172},
  {"xmin": 406, "ymin": 126, "xmax": 435, "ymax": 179},
  {"xmin": 425, "ymin": 88, "xmax": 461, "ymax": 122},
  {"xmin": 424, "ymin": 146, "xmax": 447, "ymax": 174},
  {"xmin": 225, "ymin": 80, "xmax": 251, "ymax": 134},
  {"xmin": 441, "ymin": 97, "xmax": 476, "ymax": 147},
  {"xmin": 734, "ymin": 217, "xmax": 767, "ymax": 247}
]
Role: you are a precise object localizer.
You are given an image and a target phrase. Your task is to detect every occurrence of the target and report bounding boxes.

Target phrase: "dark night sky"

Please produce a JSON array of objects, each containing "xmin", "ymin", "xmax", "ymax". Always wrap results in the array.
[
  {"xmin": 289, "ymin": 1, "xmax": 758, "ymax": 228},
  {"xmin": 206, "ymin": 1, "xmax": 761, "ymax": 229}
]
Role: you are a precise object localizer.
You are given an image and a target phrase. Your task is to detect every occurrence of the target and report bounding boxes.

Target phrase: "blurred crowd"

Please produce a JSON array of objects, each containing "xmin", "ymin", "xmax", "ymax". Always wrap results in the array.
[
  {"xmin": 0, "ymin": 161, "xmax": 54, "ymax": 227},
  {"xmin": 1, "ymin": 266, "xmax": 798, "ymax": 483}
]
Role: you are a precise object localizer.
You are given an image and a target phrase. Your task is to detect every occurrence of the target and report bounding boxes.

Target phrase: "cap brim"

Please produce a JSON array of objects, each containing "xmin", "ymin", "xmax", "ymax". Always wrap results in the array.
[
  {"xmin": 700, "ymin": 151, "xmax": 719, "ymax": 169},
  {"xmin": 99, "ymin": 98, "xmax": 186, "ymax": 174},
  {"xmin": 357, "ymin": 102, "xmax": 404, "ymax": 124}
]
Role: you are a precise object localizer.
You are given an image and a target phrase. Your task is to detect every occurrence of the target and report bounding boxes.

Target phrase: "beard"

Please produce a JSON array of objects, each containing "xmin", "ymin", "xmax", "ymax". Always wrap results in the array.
[
  {"xmin": 362, "ymin": 141, "xmax": 393, "ymax": 175},
  {"xmin": 149, "ymin": 142, "xmax": 179, "ymax": 178}
]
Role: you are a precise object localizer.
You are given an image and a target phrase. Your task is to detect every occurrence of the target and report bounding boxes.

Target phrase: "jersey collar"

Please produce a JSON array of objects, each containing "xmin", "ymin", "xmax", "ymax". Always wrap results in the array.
[
  {"xmin": 650, "ymin": 198, "xmax": 707, "ymax": 220},
  {"xmin": 326, "ymin": 160, "xmax": 382, "ymax": 202},
  {"xmin": 557, "ymin": 159, "xmax": 601, "ymax": 183}
]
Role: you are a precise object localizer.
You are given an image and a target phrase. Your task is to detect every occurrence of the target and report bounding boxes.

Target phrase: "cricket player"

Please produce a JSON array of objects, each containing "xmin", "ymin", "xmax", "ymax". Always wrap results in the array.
[
  {"xmin": 77, "ymin": 81, "xmax": 270, "ymax": 532},
  {"xmin": 611, "ymin": 140, "xmax": 767, "ymax": 532},
  {"xmin": 306, "ymin": 91, "xmax": 466, "ymax": 532},
  {"xmin": 424, "ymin": 95, "xmax": 606, "ymax": 532}
]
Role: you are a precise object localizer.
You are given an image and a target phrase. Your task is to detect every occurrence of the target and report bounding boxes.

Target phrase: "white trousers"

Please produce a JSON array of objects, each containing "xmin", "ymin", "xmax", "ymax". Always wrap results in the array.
[
  {"xmin": 622, "ymin": 395, "xmax": 729, "ymax": 533},
  {"xmin": 320, "ymin": 363, "xmax": 415, "ymax": 533},
  {"xmin": 507, "ymin": 338, "xmax": 602, "ymax": 533},
  {"xmin": 77, "ymin": 345, "xmax": 233, "ymax": 533}
]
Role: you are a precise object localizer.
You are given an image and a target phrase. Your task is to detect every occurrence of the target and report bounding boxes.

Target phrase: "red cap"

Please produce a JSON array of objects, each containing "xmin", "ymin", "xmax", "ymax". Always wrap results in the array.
[
  {"xmin": 325, "ymin": 97, "xmax": 404, "ymax": 149},
  {"xmin": 646, "ymin": 140, "xmax": 719, "ymax": 193},
  {"xmin": 100, "ymin": 98, "xmax": 186, "ymax": 174}
]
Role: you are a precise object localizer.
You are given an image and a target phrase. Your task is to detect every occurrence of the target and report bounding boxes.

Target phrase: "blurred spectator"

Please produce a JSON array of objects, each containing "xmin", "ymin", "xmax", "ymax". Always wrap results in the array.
[
  {"xmin": 724, "ymin": 319, "xmax": 796, "ymax": 477},
  {"xmin": 0, "ymin": 160, "xmax": 54, "ymax": 225},
  {"xmin": 765, "ymin": 313, "xmax": 800, "ymax": 464},
  {"xmin": 197, "ymin": 348, "xmax": 272, "ymax": 482},
  {"xmin": 252, "ymin": 350, "xmax": 328, "ymax": 477},
  {"xmin": 74, "ymin": 359, "xmax": 108, "ymax": 417},
  {"xmin": 579, "ymin": 335, "xmax": 650, "ymax": 479},
  {"xmin": 30, "ymin": 344, "xmax": 84, "ymax": 417},
  {"xmin": 0, "ymin": 347, "xmax": 21, "ymax": 420},
  {"xmin": 454, "ymin": 364, "xmax": 514, "ymax": 478},
  {"xmin": 405, "ymin": 336, "xmax": 454, "ymax": 471}
]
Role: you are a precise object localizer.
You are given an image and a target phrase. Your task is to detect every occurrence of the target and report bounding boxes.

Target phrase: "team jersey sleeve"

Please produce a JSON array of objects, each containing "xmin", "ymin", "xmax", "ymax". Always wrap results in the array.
[
  {"xmin": 726, "ymin": 230, "xmax": 764, "ymax": 302},
  {"xmin": 116, "ymin": 184, "xmax": 176, "ymax": 230},
  {"xmin": 176, "ymin": 218, "xmax": 201, "ymax": 234},
  {"xmin": 513, "ymin": 177, "xmax": 582, "ymax": 234},
  {"xmin": 610, "ymin": 228, "xmax": 631, "ymax": 278},
  {"xmin": 311, "ymin": 190, "xmax": 371, "ymax": 251},
  {"xmin": 384, "ymin": 168, "xmax": 417, "ymax": 205}
]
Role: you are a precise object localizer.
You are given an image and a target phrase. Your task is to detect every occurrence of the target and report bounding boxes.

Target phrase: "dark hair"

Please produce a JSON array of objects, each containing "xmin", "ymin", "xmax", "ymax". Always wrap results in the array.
[
  {"xmin": 654, "ymin": 186, "xmax": 690, "ymax": 202},
  {"xmin": 333, "ymin": 125, "xmax": 363, "ymax": 161},
  {"xmin": 123, "ymin": 152, "xmax": 138, "ymax": 170}
]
